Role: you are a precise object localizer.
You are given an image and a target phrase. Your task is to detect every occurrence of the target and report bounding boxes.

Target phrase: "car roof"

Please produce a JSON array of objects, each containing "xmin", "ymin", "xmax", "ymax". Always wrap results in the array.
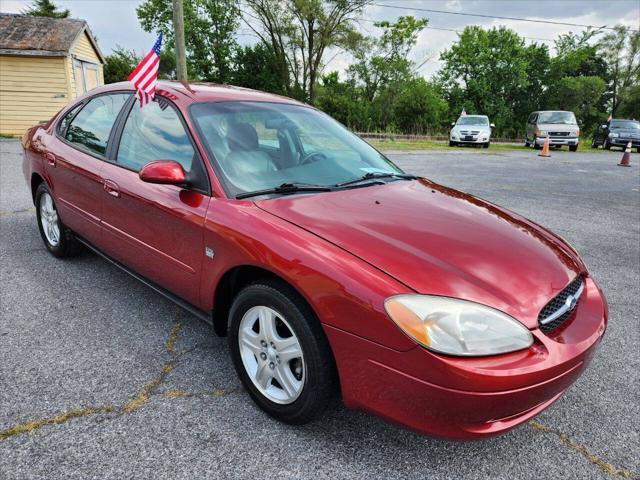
[
  {"xmin": 94, "ymin": 80, "xmax": 305, "ymax": 106},
  {"xmin": 461, "ymin": 114, "xmax": 488, "ymax": 118},
  {"xmin": 611, "ymin": 118, "xmax": 638, "ymax": 122}
]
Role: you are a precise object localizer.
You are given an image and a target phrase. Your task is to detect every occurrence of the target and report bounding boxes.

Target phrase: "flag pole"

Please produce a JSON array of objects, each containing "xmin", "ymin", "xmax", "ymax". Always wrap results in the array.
[{"xmin": 172, "ymin": 0, "xmax": 188, "ymax": 81}]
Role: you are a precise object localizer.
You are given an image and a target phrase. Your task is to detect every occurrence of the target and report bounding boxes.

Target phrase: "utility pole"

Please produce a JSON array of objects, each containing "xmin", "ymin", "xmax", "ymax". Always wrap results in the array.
[{"xmin": 172, "ymin": 0, "xmax": 188, "ymax": 81}]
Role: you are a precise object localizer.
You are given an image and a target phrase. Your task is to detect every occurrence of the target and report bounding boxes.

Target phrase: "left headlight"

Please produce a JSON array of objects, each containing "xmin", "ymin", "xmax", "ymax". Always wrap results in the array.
[{"xmin": 384, "ymin": 295, "xmax": 533, "ymax": 356}]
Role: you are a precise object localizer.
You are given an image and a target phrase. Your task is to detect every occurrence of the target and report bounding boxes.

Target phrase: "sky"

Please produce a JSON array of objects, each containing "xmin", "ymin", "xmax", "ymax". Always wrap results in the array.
[{"xmin": 1, "ymin": 0, "xmax": 639, "ymax": 78}]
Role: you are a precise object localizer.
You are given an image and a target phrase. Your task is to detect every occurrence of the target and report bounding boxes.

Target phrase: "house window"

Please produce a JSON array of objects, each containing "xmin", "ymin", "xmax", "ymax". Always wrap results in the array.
[{"xmin": 74, "ymin": 59, "xmax": 100, "ymax": 96}]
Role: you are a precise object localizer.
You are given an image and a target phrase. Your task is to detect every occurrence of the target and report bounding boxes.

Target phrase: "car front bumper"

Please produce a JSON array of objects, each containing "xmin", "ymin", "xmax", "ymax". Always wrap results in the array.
[
  {"xmin": 451, "ymin": 135, "xmax": 490, "ymax": 144},
  {"xmin": 609, "ymin": 137, "xmax": 640, "ymax": 148},
  {"xmin": 535, "ymin": 136, "xmax": 579, "ymax": 146},
  {"xmin": 326, "ymin": 276, "xmax": 607, "ymax": 440}
]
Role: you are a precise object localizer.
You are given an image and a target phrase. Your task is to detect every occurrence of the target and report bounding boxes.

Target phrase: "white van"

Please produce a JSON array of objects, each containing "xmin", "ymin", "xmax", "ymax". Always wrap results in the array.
[{"xmin": 525, "ymin": 111, "xmax": 580, "ymax": 152}]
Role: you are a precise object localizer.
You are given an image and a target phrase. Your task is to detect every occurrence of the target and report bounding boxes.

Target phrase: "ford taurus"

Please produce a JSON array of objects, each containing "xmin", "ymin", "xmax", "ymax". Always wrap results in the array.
[{"xmin": 22, "ymin": 82, "xmax": 607, "ymax": 439}]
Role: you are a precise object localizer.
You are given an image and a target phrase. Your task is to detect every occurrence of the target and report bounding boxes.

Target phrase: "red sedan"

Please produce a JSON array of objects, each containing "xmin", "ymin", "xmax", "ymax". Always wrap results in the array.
[{"xmin": 22, "ymin": 82, "xmax": 607, "ymax": 439}]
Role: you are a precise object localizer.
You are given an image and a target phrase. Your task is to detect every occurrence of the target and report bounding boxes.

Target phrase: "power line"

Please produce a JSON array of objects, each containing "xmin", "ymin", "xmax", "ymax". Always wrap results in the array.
[
  {"xmin": 358, "ymin": 18, "xmax": 555, "ymax": 42},
  {"xmin": 370, "ymin": 3, "xmax": 615, "ymax": 30}
]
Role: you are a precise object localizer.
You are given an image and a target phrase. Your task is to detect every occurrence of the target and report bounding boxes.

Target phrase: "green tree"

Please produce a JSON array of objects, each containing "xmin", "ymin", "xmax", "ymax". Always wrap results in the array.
[
  {"xmin": 393, "ymin": 78, "xmax": 447, "ymax": 134},
  {"xmin": 437, "ymin": 26, "xmax": 531, "ymax": 135},
  {"xmin": 547, "ymin": 76, "xmax": 607, "ymax": 135},
  {"xmin": 231, "ymin": 43, "xmax": 288, "ymax": 95},
  {"xmin": 104, "ymin": 46, "xmax": 176, "ymax": 84},
  {"xmin": 315, "ymin": 71, "xmax": 369, "ymax": 130},
  {"xmin": 22, "ymin": 0, "xmax": 69, "ymax": 18},
  {"xmin": 597, "ymin": 25, "xmax": 640, "ymax": 116},
  {"xmin": 103, "ymin": 47, "xmax": 139, "ymax": 85},
  {"xmin": 348, "ymin": 16, "xmax": 428, "ymax": 102},
  {"xmin": 243, "ymin": 0, "xmax": 370, "ymax": 103},
  {"xmin": 137, "ymin": 0, "xmax": 239, "ymax": 83}
]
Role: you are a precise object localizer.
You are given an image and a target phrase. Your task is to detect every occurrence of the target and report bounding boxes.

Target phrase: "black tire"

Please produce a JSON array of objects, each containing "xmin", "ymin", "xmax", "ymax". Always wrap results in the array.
[
  {"xmin": 483, "ymin": 142, "xmax": 490, "ymax": 149},
  {"xmin": 35, "ymin": 183, "xmax": 82, "ymax": 258},
  {"xmin": 636, "ymin": 147, "xmax": 639, "ymax": 154},
  {"xmin": 603, "ymin": 138, "xmax": 611, "ymax": 150},
  {"xmin": 449, "ymin": 140, "xmax": 456, "ymax": 147},
  {"xmin": 591, "ymin": 137, "xmax": 598, "ymax": 148},
  {"xmin": 569, "ymin": 144, "xmax": 578, "ymax": 152},
  {"xmin": 524, "ymin": 138, "xmax": 530, "ymax": 147},
  {"xmin": 533, "ymin": 136, "xmax": 542, "ymax": 150},
  {"xmin": 228, "ymin": 279, "xmax": 337, "ymax": 425}
]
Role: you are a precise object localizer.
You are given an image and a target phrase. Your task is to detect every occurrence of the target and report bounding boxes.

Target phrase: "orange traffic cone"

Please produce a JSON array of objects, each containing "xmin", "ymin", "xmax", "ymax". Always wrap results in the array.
[
  {"xmin": 618, "ymin": 141, "xmax": 632, "ymax": 167},
  {"xmin": 538, "ymin": 135, "xmax": 551, "ymax": 157}
]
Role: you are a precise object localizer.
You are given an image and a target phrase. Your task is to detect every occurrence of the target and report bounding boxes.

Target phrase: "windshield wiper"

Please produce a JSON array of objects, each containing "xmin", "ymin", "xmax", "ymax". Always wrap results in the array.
[
  {"xmin": 236, "ymin": 182, "xmax": 333, "ymax": 199},
  {"xmin": 335, "ymin": 172, "xmax": 419, "ymax": 187}
]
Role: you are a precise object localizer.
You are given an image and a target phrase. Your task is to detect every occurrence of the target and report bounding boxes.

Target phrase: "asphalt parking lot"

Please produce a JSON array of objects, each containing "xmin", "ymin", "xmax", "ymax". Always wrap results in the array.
[{"xmin": 1, "ymin": 139, "xmax": 638, "ymax": 480}]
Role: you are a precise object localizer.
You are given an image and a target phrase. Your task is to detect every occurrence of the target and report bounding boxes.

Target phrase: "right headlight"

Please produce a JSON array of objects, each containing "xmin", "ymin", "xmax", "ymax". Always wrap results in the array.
[{"xmin": 384, "ymin": 295, "xmax": 533, "ymax": 357}]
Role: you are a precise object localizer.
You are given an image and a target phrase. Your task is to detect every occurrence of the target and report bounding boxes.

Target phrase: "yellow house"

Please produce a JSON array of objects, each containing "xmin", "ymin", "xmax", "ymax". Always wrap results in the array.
[{"xmin": 0, "ymin": 13, "xmax": 105, "ymax": 136}]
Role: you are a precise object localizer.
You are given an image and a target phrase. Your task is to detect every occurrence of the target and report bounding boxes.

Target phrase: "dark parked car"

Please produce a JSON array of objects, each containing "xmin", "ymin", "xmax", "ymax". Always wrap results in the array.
[
  {"xmin": 591, "ymin": 118, "xmax": 640, "ymax": 152},
  {"xmin": 21, "ymin": 81, "xmax": 607, "ymax": 440}
]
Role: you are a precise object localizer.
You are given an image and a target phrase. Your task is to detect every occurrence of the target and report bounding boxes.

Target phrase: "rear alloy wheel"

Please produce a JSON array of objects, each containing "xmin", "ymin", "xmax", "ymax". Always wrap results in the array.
[
  {"xmin": 35, "ymin": 183, "xmax": 81, "ymax": 258},
  {"xmin": 229, "ymin": 280, "xmax": 336, "ymax": 424}
]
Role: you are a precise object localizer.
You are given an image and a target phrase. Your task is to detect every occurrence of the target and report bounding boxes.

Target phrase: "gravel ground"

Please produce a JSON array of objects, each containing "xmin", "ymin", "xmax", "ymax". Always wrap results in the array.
[{"xmin": 1, "ymin": 139, "xmax": 638, "ymax": 480}]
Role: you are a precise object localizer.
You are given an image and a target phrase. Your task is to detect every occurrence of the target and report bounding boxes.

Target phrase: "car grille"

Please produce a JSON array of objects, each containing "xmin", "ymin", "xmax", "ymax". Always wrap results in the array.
[
  {"xmin": 549, "ymin": 131, "xmax": 570, "ymax": 137},
  {"xmin": 538, "ymin": 276, "xmax": 584, "ymax": 333},
  {"xmin": 460, "ymin": 130, "xmax": 480, "ymax": 135}
]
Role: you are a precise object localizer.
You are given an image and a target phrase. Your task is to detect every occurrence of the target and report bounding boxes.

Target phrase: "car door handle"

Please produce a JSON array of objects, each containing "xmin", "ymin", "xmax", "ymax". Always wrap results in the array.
[
  {"xmin": 103, "ymin": 180, "xmax": 120, "ymax": 198},
  {"xmin": 45, "ymin": 152, "xmax": 56, "ymax": 166}
]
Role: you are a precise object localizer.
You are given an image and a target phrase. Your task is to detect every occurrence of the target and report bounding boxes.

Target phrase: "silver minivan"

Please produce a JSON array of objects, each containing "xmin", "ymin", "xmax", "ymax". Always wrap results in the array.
[{"xmin": 525, "ymin": 111, "xmax": 580, "ymax": 152}]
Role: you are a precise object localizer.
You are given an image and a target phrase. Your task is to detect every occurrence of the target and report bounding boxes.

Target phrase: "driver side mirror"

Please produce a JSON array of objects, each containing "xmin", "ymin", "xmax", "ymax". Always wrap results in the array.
[
  {"xmin": 490, "ymin": 123, "xmax": 495, "ymax": 128},
  {"xmin": 139, "ymin": 160, "xmax": 186, "ymax": 185},
  {"xmin": 601, "ymin": 124, "xmax": 608, "ymax": 129},
  {"xmin": 451, "ymin": 122, "xmax": 455, "ymax": 127}
]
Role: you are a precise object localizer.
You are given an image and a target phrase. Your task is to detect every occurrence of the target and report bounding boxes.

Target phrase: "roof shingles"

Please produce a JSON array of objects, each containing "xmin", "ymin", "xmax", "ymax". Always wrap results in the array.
[{"xmin": 0, "ymin": 13, "xmax": 103, "ymax": 61}]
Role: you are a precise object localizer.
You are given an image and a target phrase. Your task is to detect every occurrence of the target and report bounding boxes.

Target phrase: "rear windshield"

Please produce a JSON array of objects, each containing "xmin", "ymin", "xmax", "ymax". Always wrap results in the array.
[
  {"xmin": 456, "ymin": 116, "xmax": 489, "ymax": 126},
  {"xmin": 537, "ymin": 112, "xmax": 577, "ymax": 125},
  {"xmin": 610, "ymin": 120, "xmax": 640, "ymax": 129}
]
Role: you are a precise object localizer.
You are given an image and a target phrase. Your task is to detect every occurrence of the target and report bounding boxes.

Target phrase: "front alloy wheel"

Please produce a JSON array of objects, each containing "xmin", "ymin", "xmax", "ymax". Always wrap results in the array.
[
  {"xmin": 238, "ymin": 305, "xmax": 305, "ymax": 404},
  {"xmin": 229, "ymin": 280, "xmax": 336, "ymax": 424}
]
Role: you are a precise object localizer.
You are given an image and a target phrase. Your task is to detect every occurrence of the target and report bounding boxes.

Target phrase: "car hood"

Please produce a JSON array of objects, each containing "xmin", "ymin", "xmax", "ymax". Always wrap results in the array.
[{"xmin": 256, "ymin": 180, "xmax": 585, "ymax": 328}]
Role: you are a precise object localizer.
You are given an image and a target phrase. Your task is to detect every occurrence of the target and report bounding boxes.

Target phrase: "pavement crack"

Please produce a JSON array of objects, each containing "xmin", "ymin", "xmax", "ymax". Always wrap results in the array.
[
  {"xmin": 0, "ymin": 313, "xmax": 220, "ymax": 442},
  {"xmin": 162, "ymin": 388, "xmax": 239, "ymax": 399},
  {"xmin": 528, "ymin": 420, "xmax": 638, "ymax": 479},
  {"xmin": 0, "ymin": 207, "xmax": 35, "ymax": 217},
  {"xmin": 0, "ymin": 406, "xmax": 114, "ymax": 441}
]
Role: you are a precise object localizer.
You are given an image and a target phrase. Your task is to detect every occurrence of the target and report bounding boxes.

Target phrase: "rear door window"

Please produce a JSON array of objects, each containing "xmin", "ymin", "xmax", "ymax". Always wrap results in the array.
[
  {"xmin": 57, "ymin": 104, "xmax": 83, "ymax": 136},
  {"xmin": 65, "ymin": 93, "xmax": 130, "ymax": 156}
]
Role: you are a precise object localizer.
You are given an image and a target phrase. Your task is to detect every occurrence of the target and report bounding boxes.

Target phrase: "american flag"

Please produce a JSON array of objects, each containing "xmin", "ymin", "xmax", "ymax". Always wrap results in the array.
[{"xmin": 128, "ymin": 32, "xmax": 163, "ymax": 107}]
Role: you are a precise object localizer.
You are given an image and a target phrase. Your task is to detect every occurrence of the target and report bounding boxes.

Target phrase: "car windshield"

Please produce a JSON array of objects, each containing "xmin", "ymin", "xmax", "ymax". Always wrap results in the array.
[
  {"xmin": 190, "ymin": 101, "xmax": 403, "ymax": 197},
  {"xmin": 610, "ymin": 120, "xmax": 640, "ymax": 129},
  {"xmin": 537, "ymin": 111, "xmax": 577, "ymax": 124},
  {"xmin": 456, "ymin": 116, "xmax": 489, "ymax": 126}
]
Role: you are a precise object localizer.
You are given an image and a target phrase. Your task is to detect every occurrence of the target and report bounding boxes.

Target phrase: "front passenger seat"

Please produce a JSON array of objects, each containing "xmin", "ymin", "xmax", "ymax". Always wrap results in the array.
[{"xmin": 224, "ymin": 123, "xmax": 275, "ymax": 188}]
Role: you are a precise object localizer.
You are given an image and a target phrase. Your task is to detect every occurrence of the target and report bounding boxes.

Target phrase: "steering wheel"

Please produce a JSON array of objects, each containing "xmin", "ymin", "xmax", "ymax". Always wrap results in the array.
[{"xmin": 300, "ymin": 151, "xmax": 328, "ymax": 165}]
